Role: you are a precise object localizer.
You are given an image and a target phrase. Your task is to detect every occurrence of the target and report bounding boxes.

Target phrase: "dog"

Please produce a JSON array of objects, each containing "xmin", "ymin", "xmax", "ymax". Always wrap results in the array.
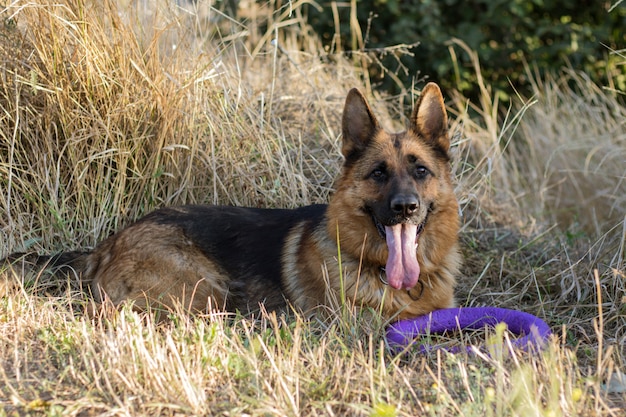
[{"xmin": 1, "ymin": 83, "xmax": 461, "ymax": 321}]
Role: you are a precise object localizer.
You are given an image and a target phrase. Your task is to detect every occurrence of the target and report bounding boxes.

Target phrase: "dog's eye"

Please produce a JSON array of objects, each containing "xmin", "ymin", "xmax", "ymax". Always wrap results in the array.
[
  {"xmin": 414, "ymin": 166, "xmax": 430, "ymax": 179},
  {"xmin": 370, "ymin": 166, "xmax": 387, "ymax": 182}
]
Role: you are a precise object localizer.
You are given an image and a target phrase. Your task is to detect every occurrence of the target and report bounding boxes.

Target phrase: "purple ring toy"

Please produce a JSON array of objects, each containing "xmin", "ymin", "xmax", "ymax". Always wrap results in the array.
[{"xmin": 386, "ymin": 307, "xmax": 551, "ymax": 354}]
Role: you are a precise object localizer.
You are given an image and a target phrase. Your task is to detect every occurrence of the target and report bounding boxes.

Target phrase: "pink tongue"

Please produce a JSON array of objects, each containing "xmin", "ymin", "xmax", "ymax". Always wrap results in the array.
[{"xmin": 384, "ymin": 224, "xmax": 420, "ymax": 290}]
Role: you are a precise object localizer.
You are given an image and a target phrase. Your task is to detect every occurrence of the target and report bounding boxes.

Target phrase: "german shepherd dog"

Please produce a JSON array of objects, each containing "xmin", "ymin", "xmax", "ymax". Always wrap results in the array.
[{"xmin": 1, "ymin": 83, "xmax": 461, "ymax": 321}]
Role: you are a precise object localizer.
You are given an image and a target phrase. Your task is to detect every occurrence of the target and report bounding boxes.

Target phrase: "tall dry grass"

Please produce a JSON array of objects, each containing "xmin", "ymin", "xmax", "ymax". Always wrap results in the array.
[
  {"xmin": 0, "ymin": 0, "xmax": 368, "ymax": 252},
  {"xmin": 0, "ymin": 0, "xmax": 625, "ymax": 415}
]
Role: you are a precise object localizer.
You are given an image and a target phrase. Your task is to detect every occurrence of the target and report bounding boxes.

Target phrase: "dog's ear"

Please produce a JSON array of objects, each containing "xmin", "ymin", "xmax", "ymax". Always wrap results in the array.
[
  {"xmin": 341, "ymin": 88, "xmax": 380, "ymax": 161},
  {"xmin": 410, "ymin": 83, "xmax": 450, "ymax": 154}
]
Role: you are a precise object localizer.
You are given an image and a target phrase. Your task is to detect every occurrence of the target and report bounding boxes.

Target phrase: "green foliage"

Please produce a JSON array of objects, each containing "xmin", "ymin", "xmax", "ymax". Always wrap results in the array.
[{"xmin": 305, "ymin": 0, "xmax": 626, "ymax": 98}]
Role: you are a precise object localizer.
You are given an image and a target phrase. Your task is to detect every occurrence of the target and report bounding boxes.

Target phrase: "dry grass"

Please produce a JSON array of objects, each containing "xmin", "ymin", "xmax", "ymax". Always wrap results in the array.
[{"xmin": 0, "ymin": 0, "xmax": 625, "ymax": 415}]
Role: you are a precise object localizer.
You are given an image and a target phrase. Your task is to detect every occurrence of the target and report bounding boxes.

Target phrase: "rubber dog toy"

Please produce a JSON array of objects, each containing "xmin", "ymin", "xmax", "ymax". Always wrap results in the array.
[{"xmin": 386, "ymin": 307, "xmax": 551, "ymax": 354}]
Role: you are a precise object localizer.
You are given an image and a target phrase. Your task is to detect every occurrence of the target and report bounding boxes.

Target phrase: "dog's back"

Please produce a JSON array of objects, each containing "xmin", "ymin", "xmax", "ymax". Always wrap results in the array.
[
  {"xmin": 93, "ymin": 204, "xmax": 327, "ymax": 313},
  {"xmin": 2, "ymin": 204, "xmax": 327, "ymax": 315}
]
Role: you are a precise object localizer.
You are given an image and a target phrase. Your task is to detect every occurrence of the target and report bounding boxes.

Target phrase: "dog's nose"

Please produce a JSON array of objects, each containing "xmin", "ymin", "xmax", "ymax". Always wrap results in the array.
[{"xmin": 390, "ymin": 195, "xmax": 419, "ymax": 217}]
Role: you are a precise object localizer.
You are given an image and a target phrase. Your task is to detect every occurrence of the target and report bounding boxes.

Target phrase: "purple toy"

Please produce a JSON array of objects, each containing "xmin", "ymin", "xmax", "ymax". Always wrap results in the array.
[{"xmin": 386, "ymin": 307, "xmax": 551, "ymax": 354}]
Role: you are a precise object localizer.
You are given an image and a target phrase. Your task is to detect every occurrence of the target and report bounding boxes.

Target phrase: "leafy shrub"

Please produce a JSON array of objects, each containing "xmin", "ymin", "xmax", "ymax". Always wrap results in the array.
[{"xmin": 304, "ymin": 0, "xmax": 626, "ymax": 98}]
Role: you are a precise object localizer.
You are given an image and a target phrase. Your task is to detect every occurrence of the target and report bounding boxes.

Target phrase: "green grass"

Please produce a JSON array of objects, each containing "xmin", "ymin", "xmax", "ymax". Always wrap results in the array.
[{"xmin": 1, "ymin": 0, "xmax": 625, "ymax": 415}]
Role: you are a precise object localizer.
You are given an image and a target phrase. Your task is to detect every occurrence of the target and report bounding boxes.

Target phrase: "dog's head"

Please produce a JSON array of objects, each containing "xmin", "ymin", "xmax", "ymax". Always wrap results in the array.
[{"xmin": 328, "ymin": 83, "xmax": 458, "ymax": 291}]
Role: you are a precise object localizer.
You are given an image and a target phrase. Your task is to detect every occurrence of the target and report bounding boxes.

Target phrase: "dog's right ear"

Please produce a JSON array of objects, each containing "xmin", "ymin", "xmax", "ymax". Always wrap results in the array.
[{"xmin": 341, "ymin": 88, "xmax": 380, "ymax": 162}]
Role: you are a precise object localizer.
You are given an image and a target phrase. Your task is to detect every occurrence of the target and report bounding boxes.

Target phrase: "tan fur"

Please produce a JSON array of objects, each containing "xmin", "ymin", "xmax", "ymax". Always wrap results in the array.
[{"xmin": 85, "ymin": 222, "xmax": 229, "ymax": 314}]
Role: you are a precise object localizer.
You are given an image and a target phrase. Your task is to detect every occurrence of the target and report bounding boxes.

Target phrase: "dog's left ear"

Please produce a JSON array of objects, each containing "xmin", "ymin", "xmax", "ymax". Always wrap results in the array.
[
  {"xmin": 410, "ymin": 83, "xmax": 450, "ymax": 154},
  {"xmin": 341, "ymin": 88, "xmax": 380, "ymax": 162}
]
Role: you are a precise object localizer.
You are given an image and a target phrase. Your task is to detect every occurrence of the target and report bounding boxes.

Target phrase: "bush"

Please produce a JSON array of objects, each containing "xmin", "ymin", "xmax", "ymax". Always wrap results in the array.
[{"xmin": 304, "ymin": 0, "xmax": 626, "ymax": 99}]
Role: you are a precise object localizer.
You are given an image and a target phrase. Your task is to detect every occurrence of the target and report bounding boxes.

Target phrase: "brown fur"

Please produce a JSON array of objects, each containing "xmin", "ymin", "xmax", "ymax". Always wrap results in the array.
[{"xmin": 1, "ymin": 83, "xmax": 461, "ymax": 321}]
